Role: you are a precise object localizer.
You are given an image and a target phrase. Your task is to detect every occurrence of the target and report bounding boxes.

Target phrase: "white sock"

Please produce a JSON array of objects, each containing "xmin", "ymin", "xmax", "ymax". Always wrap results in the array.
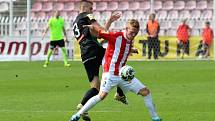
[
  {"xmin": 77, "ymin": 95, "xmax": 101, "ymax": 115},
  {"xmin": 144, "ymin": 93, "xmax": 159, "ymax": 119}
]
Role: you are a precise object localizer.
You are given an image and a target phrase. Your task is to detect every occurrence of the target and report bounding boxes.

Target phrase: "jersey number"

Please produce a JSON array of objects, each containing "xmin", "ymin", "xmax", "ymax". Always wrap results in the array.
[{"xmin": 73, "ymin": 23, "xmax": 80, "ymax": 38}]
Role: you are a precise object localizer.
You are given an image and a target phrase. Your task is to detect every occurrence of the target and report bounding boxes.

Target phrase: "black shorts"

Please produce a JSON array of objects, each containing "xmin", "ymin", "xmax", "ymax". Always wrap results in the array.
[
  {"xmin": 202, "ymin": 43, "xmax": 209, "ymax": 50},
  {"xmin": 83, "ymin": 47, "xmax": 105, "ymax": 82},
  {"xmin": 50, "ymin": 39, "xmax": 65, "ymax": 49}
]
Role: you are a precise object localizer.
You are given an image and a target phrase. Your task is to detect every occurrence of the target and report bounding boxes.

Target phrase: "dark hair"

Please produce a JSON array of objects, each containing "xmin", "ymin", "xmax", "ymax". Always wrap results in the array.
[{"xmin": 205, "ymin": 21, "xmax": 210, "ymax": 25}]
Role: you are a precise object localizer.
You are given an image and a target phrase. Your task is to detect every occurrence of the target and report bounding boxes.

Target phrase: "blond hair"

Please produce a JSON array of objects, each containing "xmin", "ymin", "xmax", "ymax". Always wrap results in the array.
[{"xmin": 127, "ymin": 19, "xmax": 140, "ymax": 30}]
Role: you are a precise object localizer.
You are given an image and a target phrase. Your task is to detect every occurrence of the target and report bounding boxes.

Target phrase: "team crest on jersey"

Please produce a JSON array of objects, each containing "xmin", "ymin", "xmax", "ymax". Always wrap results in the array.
[{"xmin": 87, "ymin": 14, "xmax": 95, "ymax": 20}]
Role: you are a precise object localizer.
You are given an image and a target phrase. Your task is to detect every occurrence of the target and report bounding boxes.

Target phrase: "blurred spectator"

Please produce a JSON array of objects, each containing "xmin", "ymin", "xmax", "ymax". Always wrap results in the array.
[
  {"xmin": 196, "ymin": 21, "xmax": 214, "ymax": 58},
  {"xmin": 176, "ymin": 19, "xmax": 191, "ymax": 59},
  {"xmin": 146, "ymin": 13, "xmax": 160, "ymax": 60}
]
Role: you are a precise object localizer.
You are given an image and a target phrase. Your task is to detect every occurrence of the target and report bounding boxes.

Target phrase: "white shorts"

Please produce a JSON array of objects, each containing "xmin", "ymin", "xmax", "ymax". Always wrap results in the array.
[{"xmin": 100, "ymin": 73, "xmax": 146, "ymax": 94}]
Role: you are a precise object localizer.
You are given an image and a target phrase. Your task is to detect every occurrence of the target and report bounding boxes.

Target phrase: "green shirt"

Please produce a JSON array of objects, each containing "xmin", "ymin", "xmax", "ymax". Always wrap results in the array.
[{"xmin": 48, "ymin": 17, "xmax": 64, "ymax": 41}]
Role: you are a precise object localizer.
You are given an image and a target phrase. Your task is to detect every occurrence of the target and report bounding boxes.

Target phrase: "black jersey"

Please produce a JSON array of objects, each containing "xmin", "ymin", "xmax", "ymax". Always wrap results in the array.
[{"xmin": 73, "ymin": 12, "xmax": 103, "ymax": 61}]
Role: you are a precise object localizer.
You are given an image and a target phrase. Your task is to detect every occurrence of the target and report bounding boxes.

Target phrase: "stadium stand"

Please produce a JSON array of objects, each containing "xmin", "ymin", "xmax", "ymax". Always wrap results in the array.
[
  {"xmin": 163, "ymin": 0, "xmax": 173, "ymax": 10},
  {"xmin": 0, "ymin": 0, "xmax": 214, "ymax": 37}
]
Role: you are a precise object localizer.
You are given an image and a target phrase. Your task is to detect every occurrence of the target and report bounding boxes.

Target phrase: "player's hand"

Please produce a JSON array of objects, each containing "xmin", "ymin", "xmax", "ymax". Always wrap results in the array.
[
  {"xmin": 132, "ymin": 48, "xmax": 139, "ymax": 54},
  {"xmin": 109, "ymin": 13, "xmax": 121, "ymax": 23}
]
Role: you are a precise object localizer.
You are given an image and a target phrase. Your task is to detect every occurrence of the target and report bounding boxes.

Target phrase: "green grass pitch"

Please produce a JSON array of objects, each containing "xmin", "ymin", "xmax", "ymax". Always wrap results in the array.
[{"xmin": 0, "ymin": 61, "xmax": 215, "ymax": 121}]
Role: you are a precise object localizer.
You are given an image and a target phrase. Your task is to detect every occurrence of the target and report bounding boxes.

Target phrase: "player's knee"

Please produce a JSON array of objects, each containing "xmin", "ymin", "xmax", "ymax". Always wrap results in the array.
[
  {"xmin": 98, "ymin": 91, "xmax": 108, "ymax": 100},
  {"xmin": 138, "ymin": 88, "xmax": 150, "ymax": 96},
  {"xmin": 90, "ymin": 76, "xmax": 100, "ymax": 90}
]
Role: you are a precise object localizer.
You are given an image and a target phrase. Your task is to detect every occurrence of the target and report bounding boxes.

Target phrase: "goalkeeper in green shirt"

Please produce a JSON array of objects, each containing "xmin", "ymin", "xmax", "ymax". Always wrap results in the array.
[{"xmin": 42, "ymin": 11, "xmax": 70, "ymax": 67}]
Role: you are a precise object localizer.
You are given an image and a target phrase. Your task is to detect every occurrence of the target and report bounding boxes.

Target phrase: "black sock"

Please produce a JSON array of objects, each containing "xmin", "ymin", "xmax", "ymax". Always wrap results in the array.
[
  {"xmin": 117, "ymin": 87, "xmax": 125, "ymax": 97},
  {"xmin": 81, "ymin": 88, "xmax": 99, "ymax": 105}
]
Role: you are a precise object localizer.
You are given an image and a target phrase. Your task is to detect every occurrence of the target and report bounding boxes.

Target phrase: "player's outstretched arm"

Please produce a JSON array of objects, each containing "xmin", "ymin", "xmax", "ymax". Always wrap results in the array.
[
  {"xmin": 83, "ymin": 24, "xmax": 101, "ymax": 37},
  {"xmin": 104, "ymin": 13, "xmax": 121, "ymax": 31},
  {"xmin": 88, "ymin": 12, "xmax": 120, "ymax": 36}
]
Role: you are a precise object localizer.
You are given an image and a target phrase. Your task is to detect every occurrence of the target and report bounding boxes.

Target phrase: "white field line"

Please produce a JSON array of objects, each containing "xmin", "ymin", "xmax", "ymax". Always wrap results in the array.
[{"xmin": 0, "ymin": 110, "xmax": 121, "ymax": 113}]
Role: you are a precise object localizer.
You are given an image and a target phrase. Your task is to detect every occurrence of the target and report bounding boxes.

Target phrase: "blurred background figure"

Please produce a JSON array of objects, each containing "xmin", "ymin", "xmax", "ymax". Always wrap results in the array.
[
  {"xmin": 42, "ymin": 10, "xmax": 70, "ymax": 67},
  {"xmin": 146, "ymin": 13, "xmax": 160, "ymax": 60},
  {"xmin": 176, "ymin": 19, "xmax": 191, "ymax": 59},
  {"xmin": 196, "ymin": 21, "xmax": 214, "ymax": 59}
]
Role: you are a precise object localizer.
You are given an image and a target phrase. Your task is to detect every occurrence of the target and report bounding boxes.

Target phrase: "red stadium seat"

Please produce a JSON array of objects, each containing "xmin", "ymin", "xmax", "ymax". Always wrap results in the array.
[
  {"xmin": 196, "ymin": 1, "xmax": 207, "ymax": 10},
  {"xmin": 118, "ymin": 1, "xmax": 129, "ymax": 11},
  {"xmin": 64, "ymin": 2, "xmax": 74, "ymax": 11},
  {"xmin": 154, "ymin": 1, "xmax": 162, "ymax": 10},
  {"xmin": 37, "ymin": 11, "xmax": 46, "ymax": 19},
  {"xmin": 106, "ymin": 2, "xmax": 118, "ymax": 11},
  {"xmin": 174, "ymin": 1, "xmax": 185, "ymax": 10},
  {"xmin": 96, "ymin": 2, "xmax": 107, "ymax": 11},
  {"xmin": 128, "ymin": 2, "xmax": 139, "ymax": 11},
  {"xmin": 208, "ymin": 1, "xmax": 213, "ymax": 9},
  {"xmin": 163, "ymin": 0, "xmax": 173, "ymax": 10},
  {"xmin": 41, "ymin": 2, "xmax": 53, "ymax": 12},
  {"xmin": 139, "ymin": 1, "xmax": 150, "ymax": 10},
  {"xmin": 54, "ymin": 2, "xmax": 64, "ymax": 11},
  {"xmin": 185, "ymin": 0, "xmax": 196, "ymax": 10},
  {"xmin": 32, "ymin": 2, "xmax": 42, "ymax": 12}
]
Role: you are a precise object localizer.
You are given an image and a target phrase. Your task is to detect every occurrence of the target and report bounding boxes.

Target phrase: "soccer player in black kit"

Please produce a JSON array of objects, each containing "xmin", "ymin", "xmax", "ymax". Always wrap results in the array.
[{"xmin": 72, "ymin": 0, "xmax": 127, "ymax": 120}]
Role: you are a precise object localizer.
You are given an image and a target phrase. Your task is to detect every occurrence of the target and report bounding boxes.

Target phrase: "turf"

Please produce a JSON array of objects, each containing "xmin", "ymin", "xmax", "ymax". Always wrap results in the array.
[{"xmin": 0, "ymin": 61, "xmax": 215, "ymax": 121}]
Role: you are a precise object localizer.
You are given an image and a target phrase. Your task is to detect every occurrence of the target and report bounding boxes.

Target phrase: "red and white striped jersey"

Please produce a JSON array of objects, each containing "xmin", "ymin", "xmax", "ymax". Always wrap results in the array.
[{"xmin": 98, "ymin": 30, "xmax": 133, "ymax": 76}]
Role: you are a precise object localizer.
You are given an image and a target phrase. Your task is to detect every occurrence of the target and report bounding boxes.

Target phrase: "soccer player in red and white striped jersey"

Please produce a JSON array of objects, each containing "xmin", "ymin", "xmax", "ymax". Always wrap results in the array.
[{"xmin": 70, "ymin": 19, "xmax": 162, "ymax": 121}]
